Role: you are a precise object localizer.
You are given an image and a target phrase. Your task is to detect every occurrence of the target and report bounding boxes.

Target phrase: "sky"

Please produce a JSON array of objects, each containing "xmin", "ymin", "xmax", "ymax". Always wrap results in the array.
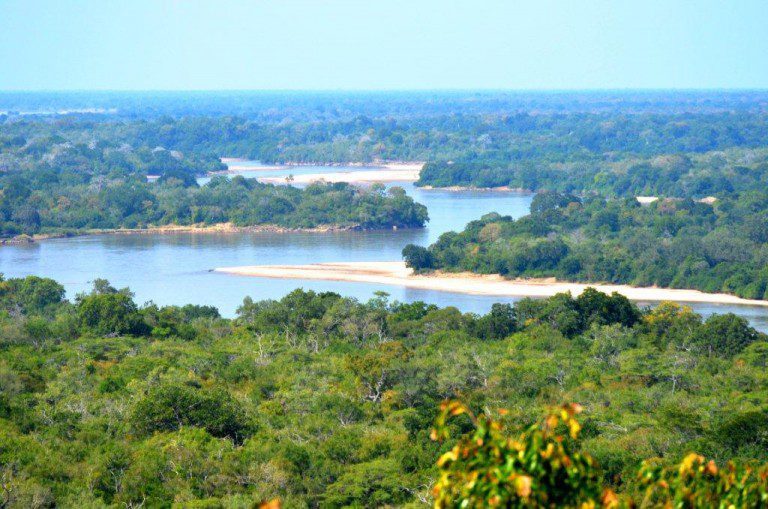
[{"xmin": 0, "ymin": 0, "xmax": 766, "ymax": 91}]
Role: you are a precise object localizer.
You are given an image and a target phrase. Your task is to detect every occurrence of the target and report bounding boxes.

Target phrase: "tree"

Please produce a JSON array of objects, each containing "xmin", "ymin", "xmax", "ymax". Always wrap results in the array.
[
  {"xmin": 433, "ymin": 401, "xmax": 768, "ymax": 507},
  {"xmin": 530, "ymin": 191, "xmax": 580, "ymax": 214},
  {"xmin": 76, "ymin": 292, "xmax": 147, "ymax": 336},
  {"xmin": 692, "ymin": 313, "xmax": 763, "ymax": 357},
  {"xmin": 431, "ymin": 401, "xmax": 606, "ymax": 508},
  {"xmin": 0, "ymin": 275, "xmax": 66, "ymax": 315},
  {"xmin": 131, "ymin": 383, "xmax": 249, "ymax": 443},
  {"xmin": 576, "ymin": 288, "xmax": 640, "ymax": 329},
  {"xmin": 402, "ymin": 244, "xmax": 434, "ymax": 271},
  {"xmin": 473, "ymin": 303, "xmax": 518, "ymax": 339}
]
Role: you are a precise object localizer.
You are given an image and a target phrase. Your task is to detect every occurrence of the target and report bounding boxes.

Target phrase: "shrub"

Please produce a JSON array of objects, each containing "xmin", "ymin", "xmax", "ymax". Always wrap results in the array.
[
  {"xmin": 131, "ymin": 383, "xmax": 249, "ymax": 442},
  {"xmin": 77, "ymin": 292, "xmax": 147, "ymax": 336}
]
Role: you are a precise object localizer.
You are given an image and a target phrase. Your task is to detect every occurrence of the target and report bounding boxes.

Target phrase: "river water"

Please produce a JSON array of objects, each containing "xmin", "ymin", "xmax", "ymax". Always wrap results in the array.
[{"xmin": 2, "ymin": 166, "xmax": 768, "ymax": 330}]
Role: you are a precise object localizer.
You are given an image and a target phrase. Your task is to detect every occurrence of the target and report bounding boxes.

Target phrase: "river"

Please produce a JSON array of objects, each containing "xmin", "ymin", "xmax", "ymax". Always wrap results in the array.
[{"xmin": 2, "ymin": 165, "xmax": 768, "ymax": 331}]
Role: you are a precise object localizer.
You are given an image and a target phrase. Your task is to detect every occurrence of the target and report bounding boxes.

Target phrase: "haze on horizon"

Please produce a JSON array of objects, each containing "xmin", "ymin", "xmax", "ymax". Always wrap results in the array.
[{"xmin": 1, "ymin": 0, "xmax": 767, "ymax": 92}]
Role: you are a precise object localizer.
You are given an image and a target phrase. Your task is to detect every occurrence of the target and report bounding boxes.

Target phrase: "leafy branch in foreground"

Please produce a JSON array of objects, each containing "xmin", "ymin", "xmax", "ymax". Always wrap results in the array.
[
  {"xmin": 431, "ymin": 401, "xmax": 768, "ymax": 508},
  {"xmin": 431, "ymin": 401, "xmax": 607, "ymax": 508}
]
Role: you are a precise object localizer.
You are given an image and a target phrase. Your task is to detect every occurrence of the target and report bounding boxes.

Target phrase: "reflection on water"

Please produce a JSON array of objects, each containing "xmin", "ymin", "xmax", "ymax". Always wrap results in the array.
[{"xmin": 2, "ymin": 166, "xmax": 768, "ymax": 331}]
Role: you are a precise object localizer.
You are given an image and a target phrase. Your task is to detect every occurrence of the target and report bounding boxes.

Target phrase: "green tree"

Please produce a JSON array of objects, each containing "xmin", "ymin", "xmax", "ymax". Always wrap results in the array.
[
  {"xmin": 76, "ymin": 291, "xmax": 147, "ymax": 336},
  {"xmin": 131, "ymin": 383, "xmax": 249, "ymax": 442},
  {"xmin": 402, "ymin": 244, "xmax": 434, "ymax": 271},
  {"xmin": 692, "ymin": 313, "xmax": 763, "ymax": 357}
]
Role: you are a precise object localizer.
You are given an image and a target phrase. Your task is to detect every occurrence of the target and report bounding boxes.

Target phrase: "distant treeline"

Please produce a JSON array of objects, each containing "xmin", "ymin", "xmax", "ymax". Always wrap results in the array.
[
  {"xmin": 404, "ymin": 190, "xmax": 768, "ymax": 300},
  {"xmin": 4, "ymin": 102, "xmax": 768, "ymax": 207},
  {"xmin": 1, "ymin": 274, "xmax": 766, "ymax": 506},
  {"xmin": 3, "ymin": 90, "xmax": 767, "ymax": 120},
  {"xmin": 416, "ymin": 148, "xmax": 768, "ymax": 198},
  {"xmin": 3, "ymin": 107, "xmax": 768, "ymax": 167}
]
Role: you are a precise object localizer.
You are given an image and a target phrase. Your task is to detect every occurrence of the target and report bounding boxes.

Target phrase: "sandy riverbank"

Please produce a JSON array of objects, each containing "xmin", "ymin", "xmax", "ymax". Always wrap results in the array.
[
  {"xmin": 213, "ymin": 261, "xmax": 768, "ymax": 307},
  {"xmin": 1, "ymin": 224, "xmax": 362, "ymax": 245},
  {"xmin": 258, "ymin": 167, "xmax": 421, "ymax": 185},
  {"xmin": 219, "ymin": 164, "xmax": 288, "ymax": 173},
  {"xmin": 215, "ymin": 161, "xmax": 424, "ymax": 177},
  {"xmin": 418, "ymin": 185, "xmax": 527, "ymax": 192},
  {"xmin": 99, "ymin": 223, "xmax": 361, "ymax": 235}
]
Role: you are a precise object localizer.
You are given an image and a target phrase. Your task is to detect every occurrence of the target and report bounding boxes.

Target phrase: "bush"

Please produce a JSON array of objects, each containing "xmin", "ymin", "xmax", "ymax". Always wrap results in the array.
[
  {"xmin": 131, "ymin": 383, "xmax": 249, "ymax": 442},
  {"xmin": 77, "ymin": 292, "xmax": 147, "ymax": 336},
  {"xmin": 0, "ymin": 275, "xmax": 66, "ymax": 315}
]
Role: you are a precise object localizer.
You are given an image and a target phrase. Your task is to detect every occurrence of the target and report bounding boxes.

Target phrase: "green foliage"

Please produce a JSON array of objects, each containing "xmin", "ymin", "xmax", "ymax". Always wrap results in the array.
[
  {"xmin": 402, "ymin": 243, "xmax": 435, "ymax": 271},
  {"xmin": 0, "ymin": 275, "xmax": 65, "ymax": 315},
  {"xmin": 1, "ymin": 173, "xmax": 428, "ymax": 235},
  {"xmin": 0, "ymin": 276, "xmax": 767, "ymax": 506},
  {"xmin": 131, "ymin": 383, "xmax": 249, "ymax": 442},
  {"xmin": 692, "ymin": 313, "xmax": 762, "ymax": 357},
  {"xmin": 76, "ymin": 287, "xmax": 147, "ymax": 336},
  {"xmin": 417, "ymin": 148, "xmax": 768, "ymax": 199},
  {"xmin": 472, "ymin": 303, "xmax": 518, "ymax": 339}
]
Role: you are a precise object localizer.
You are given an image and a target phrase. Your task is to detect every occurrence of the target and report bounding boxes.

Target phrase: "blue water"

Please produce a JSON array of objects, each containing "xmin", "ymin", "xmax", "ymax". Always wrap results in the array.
[{"xmin": 2, "ymin": 165, "xmax": 768, "ymax": 331}]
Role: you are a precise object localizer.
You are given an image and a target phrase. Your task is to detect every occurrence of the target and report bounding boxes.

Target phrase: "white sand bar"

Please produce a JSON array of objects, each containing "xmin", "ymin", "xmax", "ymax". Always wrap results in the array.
[
  {"xmin": 214, "ymin": 261, "xmax": 768, "ymax": 307},
  {"xmin": 259, "ymin": 165, "xmax": 422, "ymax": 185}
]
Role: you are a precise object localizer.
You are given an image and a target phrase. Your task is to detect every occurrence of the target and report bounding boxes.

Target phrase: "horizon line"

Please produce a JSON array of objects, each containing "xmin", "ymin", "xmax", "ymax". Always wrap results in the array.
[{"xmin": 1, "ymin": 87, "xmax": 768, "ymax": 94}]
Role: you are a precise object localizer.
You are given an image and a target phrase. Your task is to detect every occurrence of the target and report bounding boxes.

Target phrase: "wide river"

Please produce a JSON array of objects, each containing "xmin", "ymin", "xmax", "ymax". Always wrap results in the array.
[{"xmin": 3, "ymin": 164, "xmax": 768, "ymax": 331}]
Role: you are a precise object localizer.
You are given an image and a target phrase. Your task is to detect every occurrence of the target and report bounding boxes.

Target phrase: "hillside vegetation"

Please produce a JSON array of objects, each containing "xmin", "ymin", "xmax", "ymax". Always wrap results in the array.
[{"xmin": 1, "ymin": 275, "xmax": 767, "ymax": 506}]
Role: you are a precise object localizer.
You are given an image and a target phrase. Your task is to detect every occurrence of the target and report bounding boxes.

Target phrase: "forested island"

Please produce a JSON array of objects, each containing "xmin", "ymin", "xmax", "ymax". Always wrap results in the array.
[
  {"xmin": 0, "ymin": 114, "xmax": 434, "ymax": 237},
  {"xmin": 403, "ymin": 190, "xmax": 768, "ymax": 300},
  {"xmin": 0, "ymin": 173, "xmax": 428, "ymax": 237},
  {"xmin": 1, "ymin": 274, "xmax": 767, "ymax": 506}
]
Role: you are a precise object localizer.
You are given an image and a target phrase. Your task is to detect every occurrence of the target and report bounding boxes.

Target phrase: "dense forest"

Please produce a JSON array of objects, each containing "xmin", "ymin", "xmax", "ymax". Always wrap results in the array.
[
  {"xmin": 1, "ymin": 274, "xmax": 767, "ymax": 506},
  {"xmin": 416, "ymin": 148, "xmax": 768, "ymax": 199},
  {"xmin": 4, "ymin": 91, "xmax": 768, "ymax": 505},
  {"xmin": 0, "ymin": 173, "xmax": 428, "ymax": 236},
  {"xmin": 0, "ymin": 124, "xmax": 428, "ymax": 236},
  {"xmin": 3, "ymin": 107, "xmax": 768, "ymax": 166},
  {"xmin": 403, "ymin": 190, "xmax": 768, "ymax": 300},
  {"xmin": 4, "ymin": 94, "xmax": 768, "ymax": 239}
]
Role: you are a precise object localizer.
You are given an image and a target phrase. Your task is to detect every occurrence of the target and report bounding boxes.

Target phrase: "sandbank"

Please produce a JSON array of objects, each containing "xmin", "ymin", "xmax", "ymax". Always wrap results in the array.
[
  {"xmin": 258, "ymin": 168, "xmax": 421, "ymax": 185},
  {"xmin": 1, "ymin": 224, "xmax": 361, "ymax": 246},
  {"xmin": 418, "ymin": 185, "xmax": 527, "ymax": 192},
  {"xmin": 213, "ymin": 261, "xmax": 768, "ymax": 307}
]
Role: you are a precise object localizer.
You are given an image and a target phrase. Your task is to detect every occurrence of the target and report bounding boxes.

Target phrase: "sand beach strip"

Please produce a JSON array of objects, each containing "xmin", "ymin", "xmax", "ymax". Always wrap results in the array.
[
  {"xmin": 213, "ymin": 261, "xmax": 768, "ymax": 307},
  {"xmin": 256, "ymin": 163, "xmax": 424, "ymax": 184}
]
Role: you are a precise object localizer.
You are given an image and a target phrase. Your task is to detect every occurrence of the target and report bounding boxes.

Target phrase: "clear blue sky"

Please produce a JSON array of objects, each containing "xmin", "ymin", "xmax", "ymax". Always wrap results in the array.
[{"xmin": 1, "ymin": 0, "xmax": 766, "ymax": 90}]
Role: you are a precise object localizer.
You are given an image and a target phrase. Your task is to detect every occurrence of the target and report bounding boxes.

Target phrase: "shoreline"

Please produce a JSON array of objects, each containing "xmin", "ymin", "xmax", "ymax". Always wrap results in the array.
[
  {"xmin": 258, "ymin": 167, "xmax": 422, "ymax": 184},
  {"xmin": 213, "ymin": 261, "xmax": 768, "ymax": 308},
  {"xmin": 94, "ymin": 223, "xmax": 364, "ymax": 235},
  {"xmin": 214, "ymin": 160, "xmax": 424, "ymax": 175},
  {"xmin": 0, "ymin": 223, "xmax": 377, "ymax": 245},
  {"xmin": 216, "ymin": 164, "xmax": 287, "ymax": 173},
  {"xmin": 418, "ymin": 184, "xmax": 528, "ymax": 192}
]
